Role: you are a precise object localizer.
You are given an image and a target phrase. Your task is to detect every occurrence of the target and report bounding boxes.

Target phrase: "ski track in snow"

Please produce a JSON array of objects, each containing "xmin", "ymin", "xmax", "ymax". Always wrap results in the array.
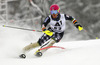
[{"xmin": 0, "ymin": 25, "xmax": 100, "ymax": 65}]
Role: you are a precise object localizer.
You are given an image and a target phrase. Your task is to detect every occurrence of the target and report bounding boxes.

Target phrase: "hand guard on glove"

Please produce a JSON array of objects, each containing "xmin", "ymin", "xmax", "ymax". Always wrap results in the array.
[
  {"xmin": 75, "ymin": 24, "xmax": 83, "ymax": 31},
  {"xmin": 42, "ymin": 25, "xmax": 53, "ymax": 36},
  {"xmin": 78, "ymin": 26, "xmax": 83, "ymax": 31},
  {"xmin": 43, "ymin": 30, "xmax": 53, "ymax": 36}
]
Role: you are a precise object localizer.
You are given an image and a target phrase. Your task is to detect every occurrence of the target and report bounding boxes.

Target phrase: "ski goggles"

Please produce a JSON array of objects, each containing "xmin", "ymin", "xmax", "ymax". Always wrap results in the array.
[{"xmin": 50, "ymin": 10, "xmax": 58, "ymax": 14}]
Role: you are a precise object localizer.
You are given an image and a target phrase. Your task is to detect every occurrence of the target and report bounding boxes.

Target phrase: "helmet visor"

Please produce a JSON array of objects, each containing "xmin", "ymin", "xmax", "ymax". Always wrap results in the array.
[{"xmin": 50, "ymin": 10, "xmax": 58, "ymax": 14}]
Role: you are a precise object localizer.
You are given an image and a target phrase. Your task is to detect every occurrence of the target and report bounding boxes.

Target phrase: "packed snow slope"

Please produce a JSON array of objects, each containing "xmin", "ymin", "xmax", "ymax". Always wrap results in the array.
[{"xmin": 0, "ymin": 25, "xmax": 100, "ymax": 65}]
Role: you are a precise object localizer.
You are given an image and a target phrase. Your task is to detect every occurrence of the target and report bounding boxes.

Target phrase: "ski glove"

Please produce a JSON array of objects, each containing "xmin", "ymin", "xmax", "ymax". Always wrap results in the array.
[
  {"xmin": 78, "ymin": 26, "xmax": 83, "ymax": 31},
  {"xmin": 75, "ymin": 24, "xmax": 83, "ymax": 31},
  {"xmin": 42, "ymin": 25, "xmax": 53, "ymax": 36},
  {"xmin": 43, "ymin": 30, "xmax": 53, "ymax": 36}
]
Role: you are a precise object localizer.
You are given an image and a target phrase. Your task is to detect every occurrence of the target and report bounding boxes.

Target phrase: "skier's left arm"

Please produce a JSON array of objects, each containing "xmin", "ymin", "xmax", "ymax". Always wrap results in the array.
[{"xmin": 64, "ymin": 14, "xmax": 83, "ymax": 31}]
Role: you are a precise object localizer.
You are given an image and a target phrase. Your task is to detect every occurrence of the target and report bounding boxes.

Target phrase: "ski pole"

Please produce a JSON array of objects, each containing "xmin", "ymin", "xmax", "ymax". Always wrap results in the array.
[
  {"xmin": 2, "ymin": 25, "xmax": 42, "ymax": 32},
  {"xmin": 83, "ymin": 29, "xmax": 98, "ymax": 39}
]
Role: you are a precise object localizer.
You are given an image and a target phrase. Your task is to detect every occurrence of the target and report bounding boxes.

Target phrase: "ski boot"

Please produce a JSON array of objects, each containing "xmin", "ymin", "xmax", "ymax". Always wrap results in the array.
[
  {"xmin": 34, "ymin": 50, "xmax": 42, "ymax": 57},
  {"xmin": 19, "ymin": 54, "xmax": 26, "ymax": 59}
]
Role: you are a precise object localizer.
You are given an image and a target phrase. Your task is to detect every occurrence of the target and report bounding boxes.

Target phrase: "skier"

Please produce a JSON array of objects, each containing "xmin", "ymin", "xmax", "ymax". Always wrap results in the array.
[{"xmin": 19, "ymin": 4, "xmax": 83, "ymax": 58}]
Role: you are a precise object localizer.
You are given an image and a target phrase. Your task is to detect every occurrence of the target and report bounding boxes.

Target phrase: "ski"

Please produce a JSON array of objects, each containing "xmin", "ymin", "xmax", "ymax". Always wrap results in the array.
[
  {"xmin": 34, "ymin": 45, "xmax": 65, "ymax": 57},
  {"xmin": 39, "ymin": 46, "xmax": 65, "ymax": 51}
]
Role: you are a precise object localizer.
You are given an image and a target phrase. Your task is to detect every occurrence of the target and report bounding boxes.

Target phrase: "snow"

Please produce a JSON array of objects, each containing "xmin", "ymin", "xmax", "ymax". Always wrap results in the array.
[{"xmin": 0, "ymin": 25, "xmax": 100, "ymax": 65}]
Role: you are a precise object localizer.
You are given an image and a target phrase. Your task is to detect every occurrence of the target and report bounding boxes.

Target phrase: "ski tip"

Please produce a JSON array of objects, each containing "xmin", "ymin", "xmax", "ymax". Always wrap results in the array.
[
  {"xmin": 39, "ymin": 46, "xmax": 66, "ymax": 51},
  {"xmin": 19, "ymin": 54, "xmax": 26, "ymax": 59}
]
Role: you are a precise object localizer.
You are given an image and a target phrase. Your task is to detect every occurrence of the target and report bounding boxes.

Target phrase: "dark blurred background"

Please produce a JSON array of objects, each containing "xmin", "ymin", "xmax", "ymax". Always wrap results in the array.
[{"xmin": 0, "ymin": 0, "xmax": 100, "ymax": 41}]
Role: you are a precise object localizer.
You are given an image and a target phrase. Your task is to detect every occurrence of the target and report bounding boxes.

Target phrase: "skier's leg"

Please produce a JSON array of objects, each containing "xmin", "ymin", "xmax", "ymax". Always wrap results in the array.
[
  {"xmin": 21, "ymin": 33, "xmax": 48, "ymax": 54},
  {"xmin": 19, "ymin": 33, "xmax": 50, "ymax": 58},
  {"xmin": 34, "ymin": 39, "xmax": 55, "ymax": 57},
  {"xmin": 40, "ymin": 39, "xmax": 56, "ymax": 53},
  {"xmin": 40, "ymin": 32, "xmax": 64, "ymax": 53},
  {"xmin": 35, "ymin": 32, "xmax": 64, "ymax": 57},
  {"xmin": 19, "ymin": 42, "xmax": 40, "ymax": 58},
  {"xmin": 22, "ymin": 42, "xmax": 40, "ymax": 54},
  {"xmin": 34, "ymin": 33, "xmax": 52, "ymax": 56}
]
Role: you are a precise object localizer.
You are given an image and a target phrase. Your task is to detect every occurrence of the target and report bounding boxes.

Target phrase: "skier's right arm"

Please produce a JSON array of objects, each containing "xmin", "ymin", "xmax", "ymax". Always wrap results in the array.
[
  {"xmin": 42, "ymin": 16, "xmax": 50, "ymax": 31},
  {"xmin": 42, "ymin": 16, "xmax": 53, "ymax": 36}
]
